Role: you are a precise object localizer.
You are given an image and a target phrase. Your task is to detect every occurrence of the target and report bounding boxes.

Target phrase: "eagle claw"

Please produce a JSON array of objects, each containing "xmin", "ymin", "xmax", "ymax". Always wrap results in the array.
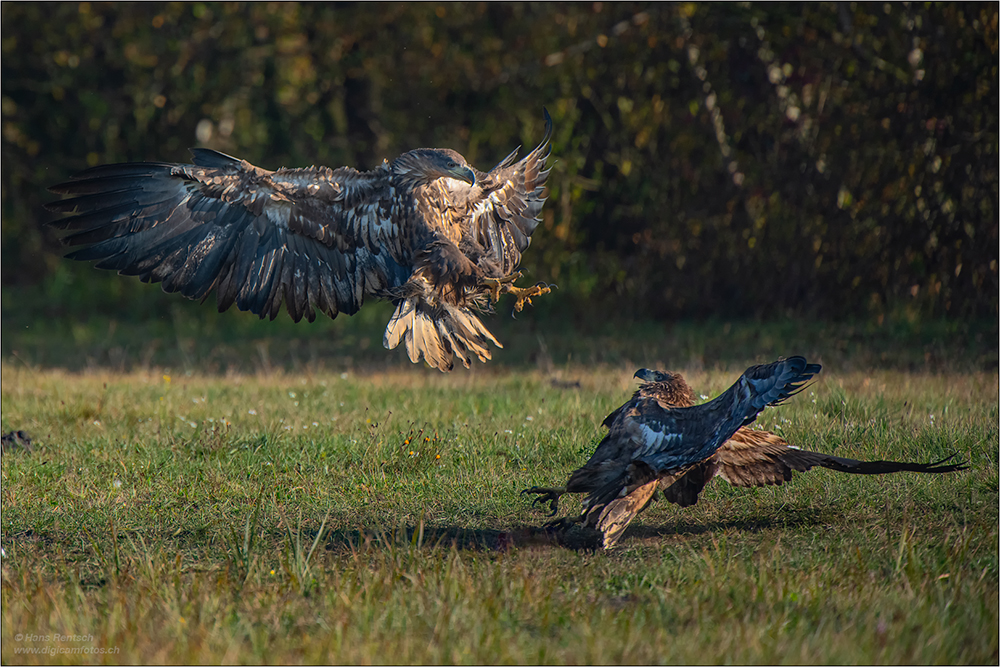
[
  {"xmin": 482, "ymin": 274, "xmax": 554, "ymax": 312},
  {"xmin": 521, "ymin": 486, "xmax": 564, "ymax": 517},
  {"xmin": 509, "ymin": 282, "xmax": 553, "ymax": 313}
]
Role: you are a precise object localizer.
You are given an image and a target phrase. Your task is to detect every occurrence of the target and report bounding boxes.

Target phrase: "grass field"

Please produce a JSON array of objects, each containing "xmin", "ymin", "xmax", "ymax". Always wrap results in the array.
[{"xmin": 1, "ymin": 310, "xmax": 998, "ymax": 664}]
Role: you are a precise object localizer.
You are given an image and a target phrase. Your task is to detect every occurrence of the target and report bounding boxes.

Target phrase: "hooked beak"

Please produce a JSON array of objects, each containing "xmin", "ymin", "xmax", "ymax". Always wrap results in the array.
[
  {"xmin": 634, "ymin": 368, "xmax": 671, "ymax": 383},
  {"xmin": 452, "ymin": 165, "xmax": 476, "ymax": 185}
]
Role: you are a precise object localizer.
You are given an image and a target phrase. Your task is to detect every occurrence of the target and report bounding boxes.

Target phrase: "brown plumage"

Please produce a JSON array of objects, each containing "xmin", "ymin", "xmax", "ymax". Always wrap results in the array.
[
  {"xmin": 526, "ymin": 358, "xmax": 822, "ymax": 548},
  {"xmin": 524, "ymin": 364, "xmax": 966, "ymax": 548},
  {"xmin": 47, "ymin": 113, "xmax": 554, "ymax": 372}
]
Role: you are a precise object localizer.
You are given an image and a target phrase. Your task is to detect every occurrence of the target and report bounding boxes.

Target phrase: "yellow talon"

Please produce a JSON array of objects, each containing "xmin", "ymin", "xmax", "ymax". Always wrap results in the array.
[{"xmin": 508, "ymin": 283, "xmax": 552, "ymax": 312}]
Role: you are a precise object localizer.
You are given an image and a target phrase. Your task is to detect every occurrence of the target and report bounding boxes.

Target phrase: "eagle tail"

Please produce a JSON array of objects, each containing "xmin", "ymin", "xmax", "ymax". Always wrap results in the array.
[
  {"xmin": 384, "ymin": 297, "xmax": 501, "ymax": 372},
  {"xmin": 579, "ymin": 461, "xmax": 671, "ymax": 548},
  {"xmin": 595, "ymin": 478, "xmax": 659, "ymax": 549}
]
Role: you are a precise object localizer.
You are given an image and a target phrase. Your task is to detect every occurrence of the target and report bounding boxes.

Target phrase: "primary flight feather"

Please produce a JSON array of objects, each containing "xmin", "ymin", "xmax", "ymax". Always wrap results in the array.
[{"xmin": 47, "ymin": 112, "xmax": 554, "ymax": 372}]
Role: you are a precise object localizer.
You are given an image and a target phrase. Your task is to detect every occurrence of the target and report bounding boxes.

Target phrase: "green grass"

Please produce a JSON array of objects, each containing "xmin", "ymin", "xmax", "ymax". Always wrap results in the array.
[{"xmin": 2, "ymin": 353, "xmax": 997, "ymax": 663}]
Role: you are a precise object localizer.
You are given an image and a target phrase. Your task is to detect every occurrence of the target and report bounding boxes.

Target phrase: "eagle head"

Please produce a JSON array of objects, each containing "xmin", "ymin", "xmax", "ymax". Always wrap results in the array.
[
  {"xmin": 633, "ymin": 368, "xmax": 695, "ymax": 407},
  {"xmin": 392, "ymin": 148, "xmax": 476, "ymax": 186},
  {"xmin": 633, "ymin": 368, "xmax": 675, "ymax": 383}
]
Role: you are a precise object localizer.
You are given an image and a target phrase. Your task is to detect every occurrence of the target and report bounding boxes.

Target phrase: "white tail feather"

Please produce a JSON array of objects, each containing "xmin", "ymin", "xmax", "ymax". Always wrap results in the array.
[
  {"xmin": 384, "ymin": 299, "xmax": 416, "ymax": 351},
  {"xmin": 383, "ymin": 297, "xmax": 500, "ymax": 372}
]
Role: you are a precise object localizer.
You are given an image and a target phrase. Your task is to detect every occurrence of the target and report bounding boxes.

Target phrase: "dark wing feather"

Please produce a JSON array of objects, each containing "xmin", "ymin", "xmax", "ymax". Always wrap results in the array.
[
  {"xmin": 716, "ymin": 432, "xmax": 969, "ymax": 484},
  {"xmin": 660, "ymin": 426, "xmax": 967, "ymax": 507},
  {"xmin": 601, "ymin": 389, "xmax": 640, "ymax": 429},
  {"xmin": 738, "ymin": 356, "xmax": 823, "ymax": 414},
  {"xmin": 47, "ymin": 150, "xmax": 412, "ymax": 322},
  {"xmin": 797, "ymin": 452, "xmax": 968, "ymax": 475}
]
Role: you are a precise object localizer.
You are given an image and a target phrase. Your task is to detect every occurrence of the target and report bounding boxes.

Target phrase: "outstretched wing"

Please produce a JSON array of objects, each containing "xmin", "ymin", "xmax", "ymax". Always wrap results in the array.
[
  {"xmin": 661, "ymin": 426, "xmax": 968, "ymax": 507},
  {"xmin": 47, "ymin": 149, "xmax": 413, "ymax": 323},
  {"xmin": 468, "ymin": 110, "xmax": 553, "ymax": 275},
  {"xmin": 715, "ymin": 430, "xmax": 968, "ymax": 484}
]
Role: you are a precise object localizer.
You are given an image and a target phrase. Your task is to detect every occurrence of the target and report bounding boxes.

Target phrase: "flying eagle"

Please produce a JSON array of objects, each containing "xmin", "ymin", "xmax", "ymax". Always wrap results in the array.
[
  {"xmin": 46, "ymin": 113, "xmax": 554, "ymax": 372},
  {"xmin": 525, "ymin": 363, "xmax": 966, "ymax": 548}
]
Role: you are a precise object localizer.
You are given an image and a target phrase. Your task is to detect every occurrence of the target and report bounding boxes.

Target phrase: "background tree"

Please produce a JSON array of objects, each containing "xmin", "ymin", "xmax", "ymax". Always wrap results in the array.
[{"xmin": 2, "ymin": 2, "xmax": 996, "ymax": 322}]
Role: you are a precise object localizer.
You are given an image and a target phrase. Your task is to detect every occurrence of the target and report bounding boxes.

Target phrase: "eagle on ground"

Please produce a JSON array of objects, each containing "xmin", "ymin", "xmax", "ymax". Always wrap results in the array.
[
  {"xmin": 46, "ymin": 112, "xmax": 554, "ymax": 372},
  {"xmin": 524, "ymin": 362, "xmax": 966, "ymax": 548}
]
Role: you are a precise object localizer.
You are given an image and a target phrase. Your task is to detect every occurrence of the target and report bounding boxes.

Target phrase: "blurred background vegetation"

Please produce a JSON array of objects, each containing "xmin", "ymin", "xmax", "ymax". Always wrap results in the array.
[{"xmin": 2, "ymin": 2, "xmax": 997, "ymax": 357}]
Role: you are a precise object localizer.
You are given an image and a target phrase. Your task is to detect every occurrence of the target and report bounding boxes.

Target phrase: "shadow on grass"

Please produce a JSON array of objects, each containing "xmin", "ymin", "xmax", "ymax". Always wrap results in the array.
[
  {"xmin": 626, "ymin": 508, "xmax": 828, "ymax": 541},
  {"xmin": 3, "ymin": 515, "xmax": 814, "ymax": 563},
  {"xmin": 0, "ymin": 504, "xmax": 944, "ymax": 566},
  {"xmin": 307, "ymin": 509, "xmax": 830, "ymax": 554}
]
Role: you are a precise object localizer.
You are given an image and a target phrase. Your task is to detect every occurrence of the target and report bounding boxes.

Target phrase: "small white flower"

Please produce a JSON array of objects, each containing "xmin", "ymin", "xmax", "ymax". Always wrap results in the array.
[
  {"xmin": 525, "ymin": 416, "xmax": 533, "ymax": 421},
  {"xmin": 288, "ymin": 392, "xmax": 297, "ymax": 399},
  {"xmin": 700, "ymin": 394, "xmax": 709, "ymax": 400},
  {"xmin": 341, "ymin": 372, "xmax": 349, "ymax": 380},
  {"xmin": 504, "ymin": 430, "xmax": 513, "ymax": 434},
  {"xmin": 113, "ymin": 479, "xmax": 122, "ymax": 489},
  {"xmin": 312, "ymin": 422, "xmax": 319, "ymax": 426},
  {"xmin": 248, "ymin": 409, "xmax": 257, "ymax": 415}
]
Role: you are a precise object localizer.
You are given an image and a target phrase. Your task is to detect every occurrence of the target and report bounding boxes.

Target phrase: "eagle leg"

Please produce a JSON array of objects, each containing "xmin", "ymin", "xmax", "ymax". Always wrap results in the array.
[
  {"xmin": 521, "ymin": 485, "xmax": 566, "ymax": 517},
  {"xmin": 483, "ymin": 272, "xmax": 523, "ymax": 304}
]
